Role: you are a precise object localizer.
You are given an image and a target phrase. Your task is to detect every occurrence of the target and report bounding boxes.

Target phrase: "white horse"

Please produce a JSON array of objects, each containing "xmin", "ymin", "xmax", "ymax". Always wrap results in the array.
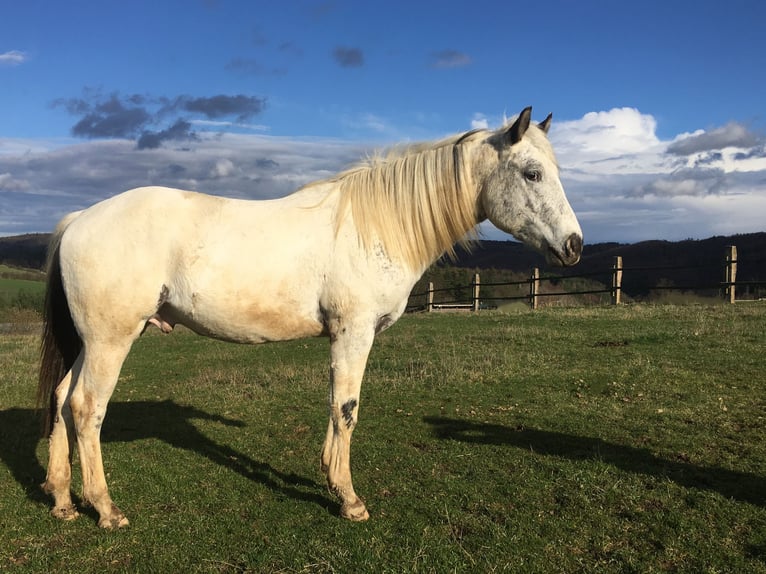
[{"xmin": 38, "ymin": 107, "xmax": 582, "ymax": 528}]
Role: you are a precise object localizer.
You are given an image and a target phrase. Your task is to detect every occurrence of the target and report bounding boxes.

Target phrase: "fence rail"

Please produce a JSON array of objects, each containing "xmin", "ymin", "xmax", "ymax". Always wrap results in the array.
[{"xmin": 408, "ymin": 244, "xmax": 766, "ymax": 312}]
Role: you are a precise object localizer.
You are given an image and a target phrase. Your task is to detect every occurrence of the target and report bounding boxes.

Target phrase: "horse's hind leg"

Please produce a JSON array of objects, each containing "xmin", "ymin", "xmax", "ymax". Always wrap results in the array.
[
  {"xmin": 70, "ymin": 340, "xmax": 133, "ymax": 529},
  {"xmin": 42, "ymin": 359, "xmax": 81, "ymax": 521}
]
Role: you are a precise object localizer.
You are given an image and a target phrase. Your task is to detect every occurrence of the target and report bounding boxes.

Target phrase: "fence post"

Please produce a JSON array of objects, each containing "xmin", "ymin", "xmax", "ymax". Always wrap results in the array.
[
  {"xmin": 611, "ymin": 256, "xmax": 623, "ymax": 305},
  {"xmin": 472, "ymin": 273, "xmax": 481, "ymax": 312},
  {"xmin": 427, "ymin": 281, "xmax": 434, "ymax": 312},
  {"xmin": 529, "ymin": 267, "xmax": 540, "ymax": 310},
  {"xmin": 725, "ymin": 245, "xmax": 737, "ymax": 304}
]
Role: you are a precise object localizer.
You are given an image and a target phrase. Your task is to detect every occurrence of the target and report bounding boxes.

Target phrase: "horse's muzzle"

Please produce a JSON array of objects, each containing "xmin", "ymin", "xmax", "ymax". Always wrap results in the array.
[{"xmin": 548, "ymin": 233, "xmax": 582, "ymax": 267}]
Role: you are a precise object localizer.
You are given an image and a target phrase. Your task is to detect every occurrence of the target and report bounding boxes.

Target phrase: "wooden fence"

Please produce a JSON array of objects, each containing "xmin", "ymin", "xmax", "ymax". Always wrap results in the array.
[{"xmin": 410, "ymin": 244, "xmax": 766, "ymax": 312}]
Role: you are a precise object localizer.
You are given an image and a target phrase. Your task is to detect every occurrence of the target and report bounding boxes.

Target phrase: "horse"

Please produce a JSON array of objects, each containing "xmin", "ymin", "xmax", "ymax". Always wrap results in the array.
[{"xmin": 37, "ymin": 107, "xmax": 582, "ymax": 529}]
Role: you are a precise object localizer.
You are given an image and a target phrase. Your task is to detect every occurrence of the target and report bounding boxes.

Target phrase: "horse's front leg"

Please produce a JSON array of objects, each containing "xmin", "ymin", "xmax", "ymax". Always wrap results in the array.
[{"xmin": 321, "ymin": 319, "xmax": 375, "ymax": 521}]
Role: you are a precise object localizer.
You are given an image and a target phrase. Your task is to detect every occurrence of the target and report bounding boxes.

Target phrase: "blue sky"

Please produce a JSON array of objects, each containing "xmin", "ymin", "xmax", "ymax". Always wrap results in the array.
[{"xmin": 1, "ymin": 0, "xmax": 765, "ymax": 243}]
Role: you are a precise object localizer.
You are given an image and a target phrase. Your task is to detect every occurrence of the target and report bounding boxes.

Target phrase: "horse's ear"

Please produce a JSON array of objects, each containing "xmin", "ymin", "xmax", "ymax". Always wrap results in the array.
[
  {"xmin": 538, "ymin": 113, "xmax": 552, "ymax": 134},
  {"xmin": 505, "ymin": 106, "xmax": 532, "ymax": 146}
]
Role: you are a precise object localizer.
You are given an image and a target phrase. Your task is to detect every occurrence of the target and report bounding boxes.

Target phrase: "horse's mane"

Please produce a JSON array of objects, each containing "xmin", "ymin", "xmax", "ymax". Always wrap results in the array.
[{"xmin": 331, "ymin": 129, "xmax": 487, "ymax": 272}]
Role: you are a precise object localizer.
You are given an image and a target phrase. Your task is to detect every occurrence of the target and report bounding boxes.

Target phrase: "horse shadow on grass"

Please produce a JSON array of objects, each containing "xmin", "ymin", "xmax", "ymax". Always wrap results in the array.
[
  {"xmin": 0, "ymin": 401, "xmax": 334, "ymax": 520},
  {"xmin": 423, "ymin": 416, "xmax": 766, "ymax": 509}
]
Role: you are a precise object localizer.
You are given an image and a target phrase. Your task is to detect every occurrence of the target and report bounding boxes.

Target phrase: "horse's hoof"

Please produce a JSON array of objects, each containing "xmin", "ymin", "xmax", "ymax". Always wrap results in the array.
[
  {"xmin": 98, "ymin": 504, "xmax": 130, "ymax": 529},
  {"xmin": 340, "ymin": 498, "xmax": 369, "ymax": 522},
  {"xmin": 98, "ymin": 514, "xmax": 130, "ymax": 529},
  {"xmin": 51, "ymin": 505, "xmax": 80, "ymax": 521}
]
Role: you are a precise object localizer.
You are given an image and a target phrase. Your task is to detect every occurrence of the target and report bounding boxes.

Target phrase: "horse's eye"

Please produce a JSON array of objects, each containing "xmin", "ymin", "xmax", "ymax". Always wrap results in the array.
[{"xmin": 524, "ymin": 170, "xmax": 541, "ymax": 183}]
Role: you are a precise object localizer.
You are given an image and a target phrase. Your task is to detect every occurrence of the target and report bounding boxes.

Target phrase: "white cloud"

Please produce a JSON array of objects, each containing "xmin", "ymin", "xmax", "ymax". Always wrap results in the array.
[
  {"xmin": 0, "ymin": 134, "xmax": 366, "ymax": 235},
  {"xmin": 340, "ymin": 112, "xmax": 392, "ymax": 135},
  {"xmin": 0, "ymin": 172, "xmax": 30, "ymax": 191},
  {"xmin": 430, "ymin": 50, "xmax": 472, "ymax": 69},
  {"xmin": 552, "ymin": 107, "xmax": 666, "ymax": 170},
  {"xmin": 1, "ymin": 109, "xmax": 765, "ymax": 244},
  {"xmin": 209, "ymin": 158, "xmax": 236, "ymax": 178},
  {"xmin": 549, "ymin": 108, "xmax": 766, "ymax": 242},
  {"xmin": 470, "ymin": 113, "xmax": 489, "ymax": 130},
  {"xmin": 0, "ymin": 50, "xmax": 27, "ymax": 66},
  {"xmin": 190, "ymin": 119, "xmax": 269, "ymax": 132},
  {"xmin": 668, "ymin": 122, "xmax": 759, "ymax": 155},
  {"xmin": 631, "ymin": 173, "xmax": 724, "ymax": 198}
]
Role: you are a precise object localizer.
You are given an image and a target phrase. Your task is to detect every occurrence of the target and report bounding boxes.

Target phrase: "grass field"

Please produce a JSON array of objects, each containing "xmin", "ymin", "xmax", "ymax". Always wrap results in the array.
[
  {"xmin": 0, "ymin": 276, "xmax": 44, "ymax": 302},
  {"xmin": 1, "ymin": 305, "xmax": 765, "ymax": 573},
  {"xmin": 0, "ymin": 265, "xmax": 45, "ymax": 322}
]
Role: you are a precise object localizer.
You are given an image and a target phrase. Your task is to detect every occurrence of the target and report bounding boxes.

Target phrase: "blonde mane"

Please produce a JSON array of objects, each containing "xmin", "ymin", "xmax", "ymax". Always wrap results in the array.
[{"xmin": 332, "ymin": 130, "xmax": 486, "ymax": 272}]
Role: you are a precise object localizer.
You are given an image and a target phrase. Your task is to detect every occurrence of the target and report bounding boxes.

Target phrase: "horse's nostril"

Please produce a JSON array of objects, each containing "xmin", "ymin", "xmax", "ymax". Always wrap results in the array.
[{"xmin": 565, "ymin": 233, "xmax": 583, "ymax": 261}]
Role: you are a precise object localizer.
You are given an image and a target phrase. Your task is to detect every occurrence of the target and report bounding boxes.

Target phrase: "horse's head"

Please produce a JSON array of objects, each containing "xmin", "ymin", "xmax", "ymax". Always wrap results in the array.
[{"xmin": 476, "ymin": 107, "xmax": 582, "ymax": 266}]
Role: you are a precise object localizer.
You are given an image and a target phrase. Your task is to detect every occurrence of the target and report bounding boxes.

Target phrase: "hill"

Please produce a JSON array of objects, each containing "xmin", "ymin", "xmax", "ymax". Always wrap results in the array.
[
  {"xmin": 448, "ymin": 232, "xmax": 766, "ymax": 297},
  {"xmin": 1, "ymin": 231, "xmax": 765, "ymax": 298},
  {"xmin": 0, "ymin": 234, "xmax": 49, "ymax": 270}
]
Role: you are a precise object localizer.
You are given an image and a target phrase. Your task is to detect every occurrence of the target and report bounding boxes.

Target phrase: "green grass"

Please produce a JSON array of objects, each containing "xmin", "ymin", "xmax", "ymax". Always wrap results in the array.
[
  {"xmin": 2, "ymin": 305, "xmax": 766, "ymax": 572},
  {"xmin": 0, "ymin": 277, "xmax": 45, "ymax": 300},
  {"xmin": 0, "ymin": 264, "xmax": 45, "ymax": 279},
  {"xmin": 0, "ymin": 265, "xmax": 45, "ymax": 321}
]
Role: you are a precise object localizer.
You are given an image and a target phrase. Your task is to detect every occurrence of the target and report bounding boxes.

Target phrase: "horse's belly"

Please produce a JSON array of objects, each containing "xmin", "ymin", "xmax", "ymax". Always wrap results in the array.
[{"xmin": 163, "ymin": 294, "xmax": 325, "ymax": 344}]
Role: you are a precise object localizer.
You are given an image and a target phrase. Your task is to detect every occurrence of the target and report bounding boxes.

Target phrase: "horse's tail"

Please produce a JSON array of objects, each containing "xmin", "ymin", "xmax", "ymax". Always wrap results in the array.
[{"xmin": 38, "ymin": 211, "xmax": 83, "ymax": 436}]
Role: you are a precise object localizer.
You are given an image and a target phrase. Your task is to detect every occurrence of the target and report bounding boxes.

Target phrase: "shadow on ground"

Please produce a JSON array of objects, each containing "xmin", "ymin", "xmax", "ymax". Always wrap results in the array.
[
  {"xmin": 423, "ymin": 415, "xmax": 766, "ymax": 508},
  {"xmin": 0, "ymin": 401, "xmax": 333, "ymax": 521}
]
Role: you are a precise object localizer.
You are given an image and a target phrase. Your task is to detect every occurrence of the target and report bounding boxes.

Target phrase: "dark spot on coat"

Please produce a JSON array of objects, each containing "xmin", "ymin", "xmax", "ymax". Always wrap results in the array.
[{"xmin": 341, "ymin": 398, "xmax": 357, "ymax": 429}]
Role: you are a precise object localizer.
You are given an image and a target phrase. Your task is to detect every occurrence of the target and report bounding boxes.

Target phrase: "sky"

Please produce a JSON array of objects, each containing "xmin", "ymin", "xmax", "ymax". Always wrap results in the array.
[{"xmin": 1, "ymin": 0, "xmax": 765, "ymax": 244}]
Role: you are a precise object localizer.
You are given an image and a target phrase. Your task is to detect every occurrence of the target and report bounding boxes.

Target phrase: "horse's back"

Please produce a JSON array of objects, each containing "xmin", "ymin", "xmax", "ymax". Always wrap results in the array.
[
  {"xmin": 62, "ymin": 187, "xmax": 219, "ymax": 241},
  {"xmin": 59, "ymin": 185, "xmax": 333, "ymax": 266}
]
